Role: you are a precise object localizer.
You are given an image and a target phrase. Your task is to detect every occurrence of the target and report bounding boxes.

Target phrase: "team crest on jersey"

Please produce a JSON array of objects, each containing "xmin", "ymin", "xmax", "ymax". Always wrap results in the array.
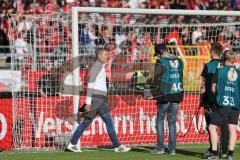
[
  {"xmin": 169, "ymin": 60, "xmax": 179, "ymax": 68},
  {"xmin": 227, "ymin": 68, "xmax": 238, "ymax": 81},
  {"xmin": 217, "ymin": 63, "xmax": 223, "ymax": 69}
]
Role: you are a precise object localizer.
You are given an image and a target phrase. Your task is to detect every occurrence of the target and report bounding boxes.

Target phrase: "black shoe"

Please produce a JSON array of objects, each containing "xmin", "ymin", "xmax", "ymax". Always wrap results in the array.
[
  {"xmin": 207, "ymin": 153, "xmax": 218, "ymax": 159},
  {"xmin": 203, "ymin": 150, "xmax": 211, "ymax": 158}
]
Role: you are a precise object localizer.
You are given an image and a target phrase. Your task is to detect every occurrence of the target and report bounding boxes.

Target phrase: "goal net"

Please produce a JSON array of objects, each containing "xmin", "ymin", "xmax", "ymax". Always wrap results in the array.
[{"xmin": 8, "ymin": 8, "xmax": 240, "ymax": 151}]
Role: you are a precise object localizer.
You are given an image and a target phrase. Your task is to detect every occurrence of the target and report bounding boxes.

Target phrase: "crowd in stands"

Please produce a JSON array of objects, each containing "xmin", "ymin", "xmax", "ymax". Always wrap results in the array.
[{"xmin": 0, "ymin": 0, "xmax": 240, "ymax": 55}]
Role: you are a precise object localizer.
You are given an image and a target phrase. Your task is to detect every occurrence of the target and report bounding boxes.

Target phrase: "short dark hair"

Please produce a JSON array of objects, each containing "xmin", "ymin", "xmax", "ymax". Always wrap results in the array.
[
  {"xmin": 211, "ymin": 42, "xmax": 223, "ymax": 56},
  {"xmin": 154, "ymin": 43, "xmax": 168, "ymax": 56},
  {"xmin": 96, "ymin": 48, "xmax": 106, "ymax": 59},
  {"xmin": 104, "ymin": 42, "xmax": 116, "ymax": 51}
]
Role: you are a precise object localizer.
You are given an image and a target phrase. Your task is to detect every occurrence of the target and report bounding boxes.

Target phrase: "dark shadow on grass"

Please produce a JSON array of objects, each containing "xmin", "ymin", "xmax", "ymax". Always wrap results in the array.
[
  {"xmin": 94, "ymin": 146, "xmax": 114, "ymax": 151},
  {"xmin": 96, "ymin": 146, "xmax": 153, "ymax": 153},
  {"xmin": 93, "ymin": 146, "xmax": 154, "ymax": 153},
  {"xmin": 176, "ymin": 148, "xmax": 204, "ymax": 158},
  {"xmin": 135, "ymin": 146, "xmax": 205, "ymax": 158},
  {"xmin": 140, "ymin": 146, "xmax": 154, "ymax": 150},
  {"xmin": 130, "ymin": 147, "xmax": 151, "ymax": 153},
  {"xmin": 96, "ymin": 146, "xmax": 113, "ymax": 149}
]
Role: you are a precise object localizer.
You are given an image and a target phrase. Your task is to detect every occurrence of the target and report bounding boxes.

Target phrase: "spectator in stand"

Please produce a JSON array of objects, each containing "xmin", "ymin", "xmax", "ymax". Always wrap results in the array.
[
  {"xmin": 196, "ymin": 0, "xmax": 208, "ymax": 10},
  {"xmin": 48, "ymin": 21, "xmax": 63, "ymax": 53},
  {"xmin": 94, "ymin": 31, "xmax": 106, "ymax": 47},
  {"xmin": 0, "ymin": 0, "xmax": 239, "ymax": 62},
  {"xmin": 127, "ymin": 0, "xmax": 140, "ymax": 8},
  {"xmin": 181, "ymin": 26, "xmax": 191, "ymax": 45},
  {"xmin": 45, "ymin": 0, "xmax": 60, "ymax": 14},
  {"xmin": 127, "ymin": 31, "xmax": 139, "ymax": 62},
  {"xmin": 119, "ymin": 40, "xmax": 131, "ymax": 55},
  {"xmin": 0, "ymin": 15, "xmax": 9, "ymax": 40},
  {"xmin": 237, "ymin": 0, "xmax": 240, "ymax": 10},
  {"xmin": 0, "ymin": 29, "xmax": 7, "ymax": 53},
  {"xmin": 16, "ymin": 1, "xmax": 25, "ymax": 14},
  {"xmin": 37, "ymin": 61, "xmax": 58, "ymax": 97},
  {"xmin": 186, "ymin": 0, "xmax": 202, "ymax": 10},
  {"xmin": 131, "ymin": 59, "xmax": 150, "ymax": 90},
  {"xmin": 79, "ymin": 23, "xmax": 96, "ymax": 56},
  {"xmin": 0, "ymin": 0, "xmax": 14, "ymax": 14},
  {"xmin": 169, "ymin": 0, "xmax": 186, "ymax": 9},
  {"xmin": 192, "ymin": 26, "xmax": 203, "ymax": 44},
  {"xmin": 80, "ymin": 0, "xmax": 90, "ymax": 7},
  {"xmin": 231, "ymin": 0, "xmax": 238, "ymax": 9},
  {"xmin": 232, "ymin": 29, "xmax": 240, "ymax": 52},
  {"xmin": 17, "ymin": 16, "xmax": 33, "ymax": 33},
  {"xmin": 115, "ymin": 27, "xmax": 127, "ymax": 53},
  {"xmin": 35, "ymin": 1, "xmax": 45, "ymax": 14},
  {"xmin": 64, "ymin": 0, "xmax": 79, "ymax": 11},
  {"xmin": 14, "ymin": 32, "xmax": 29, "ymax": 61},
  {"xmin": 150, "ymin": 5, "xmax": 169, "ymax": 25},
  {"xmin": 154, "ymin": 34, "xmax": 164, "ymax": 45},
  {"xmin": 121, "ymin": 0, "xmax": 130, "ymax": 8},
  {"xmin": 166, "ymin": 27, "xmax": 182, "ymax": 45},
  {"xmin": 25, "ymin": 3, "xmax": 36, "ymax": 14}
]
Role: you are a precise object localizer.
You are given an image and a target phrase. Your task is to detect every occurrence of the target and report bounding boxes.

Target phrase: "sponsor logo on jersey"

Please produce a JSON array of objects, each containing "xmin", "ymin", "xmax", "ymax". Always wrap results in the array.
[
  {"xmin": 217, "ymin": 62, "xmax": 223, "ymax": 69},
  {"xmin": 169, "ymin": 60, "xmax": 179, "ymax": 69},
  {"xmin": 227, "ymin": 68, "xmax": 238, "ymax": 81}
]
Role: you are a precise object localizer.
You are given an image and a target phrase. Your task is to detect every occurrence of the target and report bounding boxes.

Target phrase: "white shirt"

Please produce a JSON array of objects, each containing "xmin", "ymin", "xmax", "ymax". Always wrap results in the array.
[
  {"xmin": 15, "ymin": 38, "xmax": 28, "ymax": 60},
  {"xmin": 192, "ymin": 30, "xmax": 202, "ymax": 44},
  {"xmin": 86, "ymin": 61, "xmax": 107, "ymax": 105},
  {"xmin": 15, "ymin": 38, "xmax": 28, "ymax": 54},
  {"xmin": 17, "ymin": 21, "xmax": 32, "ymax": 32},
  {"xmin": 128, "ymin": 0, "xmax": 140, "ymax": 8}
]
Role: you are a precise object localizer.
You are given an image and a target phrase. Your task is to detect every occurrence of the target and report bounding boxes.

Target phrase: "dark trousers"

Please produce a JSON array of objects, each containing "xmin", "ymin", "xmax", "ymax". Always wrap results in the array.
[{"xmin": 204, "ymin": 104, "xmax": 229, "ymax": 154}]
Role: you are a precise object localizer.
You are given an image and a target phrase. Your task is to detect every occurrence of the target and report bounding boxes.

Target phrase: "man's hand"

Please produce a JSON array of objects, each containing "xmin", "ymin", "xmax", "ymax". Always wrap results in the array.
[{"xmin": 85, "ymin": 104, "xmax": 91, "ymax": 112}]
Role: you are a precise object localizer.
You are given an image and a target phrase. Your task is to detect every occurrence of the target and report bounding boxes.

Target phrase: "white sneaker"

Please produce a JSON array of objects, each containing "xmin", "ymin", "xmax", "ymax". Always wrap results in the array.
[
  {"xmin": 169, "ymin": 151, "xmax": 176, "ymax": 155},
  {"xmin": 65, "ymin": 142, "xmax": 82, "ymax": 152},
  {"xmin": 151, "ymin": 149, "xmax": 165, "ymax": 155},
  {"xmin": 227, "ymin": 155, "xmax": 233, "ymax": 160},
  {"xmin": 114, "ymin": 144, "xmax": 131, "ymax": 152}
]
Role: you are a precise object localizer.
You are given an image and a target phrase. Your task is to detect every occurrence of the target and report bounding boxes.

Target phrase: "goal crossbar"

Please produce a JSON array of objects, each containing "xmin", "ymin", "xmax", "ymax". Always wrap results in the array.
[{"xmin": 73, "ymin": 7, "xmax": 240, "ymax": 16}]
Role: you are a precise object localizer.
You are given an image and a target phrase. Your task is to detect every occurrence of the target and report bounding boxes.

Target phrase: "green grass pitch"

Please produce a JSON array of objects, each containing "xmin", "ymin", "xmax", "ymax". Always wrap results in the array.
[{"xmin": 0, "ymin": 144, "xmax": 239, "ymax": 160}]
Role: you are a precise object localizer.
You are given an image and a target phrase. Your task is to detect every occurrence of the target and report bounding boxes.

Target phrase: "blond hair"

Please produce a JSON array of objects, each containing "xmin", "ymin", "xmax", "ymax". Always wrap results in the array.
[{"xmin": 222, "ymin": 50, "xmax": 235, "ymax": 63}]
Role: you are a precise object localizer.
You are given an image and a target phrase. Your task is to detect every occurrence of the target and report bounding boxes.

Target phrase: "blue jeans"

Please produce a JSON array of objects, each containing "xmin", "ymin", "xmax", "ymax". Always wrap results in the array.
[
  {"xmin": 70, "ymin": 97, "xmax": 121, "ymax": 148},
  {"xmin": 156, "ymin": 102, "xmax": 179, "ymax": 152}
]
